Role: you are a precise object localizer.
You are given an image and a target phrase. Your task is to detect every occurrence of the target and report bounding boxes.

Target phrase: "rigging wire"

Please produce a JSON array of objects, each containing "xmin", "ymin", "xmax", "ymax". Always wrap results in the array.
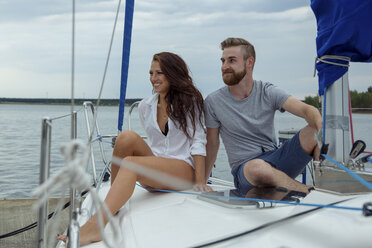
[
  {"xmin": 87, "ymin": 0, "xmax": 122, "ymax": 146},
  {"xmin": 71, "ymin": 0, "xmax": 75, "ymax": 120},
  {"xmin": 45, "ymin": 1, "xmax": 124, "ymax": 246},
  {"xmin": 30, "ymin": 0, "xmax": 123, "ymax": 245}
]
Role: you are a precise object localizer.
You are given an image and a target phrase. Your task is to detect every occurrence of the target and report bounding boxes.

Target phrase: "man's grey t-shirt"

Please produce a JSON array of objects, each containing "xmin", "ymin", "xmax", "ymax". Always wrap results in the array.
[{"xmin": 204, "ymin": 80, "xmax": 290, "ymax": 169}]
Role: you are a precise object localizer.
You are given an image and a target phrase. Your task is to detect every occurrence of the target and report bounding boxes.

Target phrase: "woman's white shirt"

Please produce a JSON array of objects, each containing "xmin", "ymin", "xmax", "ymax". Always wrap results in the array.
[{"xmin": 138, "ymin": 93, "xmax": 206, "ymax": 168}]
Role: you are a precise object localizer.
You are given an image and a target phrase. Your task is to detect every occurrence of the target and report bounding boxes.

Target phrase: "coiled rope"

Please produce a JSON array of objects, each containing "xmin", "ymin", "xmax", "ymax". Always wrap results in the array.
[{"xmin": 33, "ymin": 140, "xmax": 122, "ymax": 248}]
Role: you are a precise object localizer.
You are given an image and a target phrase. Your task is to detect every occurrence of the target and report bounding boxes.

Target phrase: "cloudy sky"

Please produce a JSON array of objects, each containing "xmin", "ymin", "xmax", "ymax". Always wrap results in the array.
[{"xmin": 0, "ymin": 0, "xmax": 370, "ymax": 100}]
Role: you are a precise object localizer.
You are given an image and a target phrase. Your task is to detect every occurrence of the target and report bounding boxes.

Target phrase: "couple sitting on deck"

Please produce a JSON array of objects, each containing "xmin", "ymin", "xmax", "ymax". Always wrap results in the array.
[{"xmin": 57, "ymin": 37, "xmax": 322, "ymax": 246}]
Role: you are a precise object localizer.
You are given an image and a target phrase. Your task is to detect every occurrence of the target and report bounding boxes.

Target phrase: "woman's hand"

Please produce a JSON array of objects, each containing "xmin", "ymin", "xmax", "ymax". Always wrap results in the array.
[
  {"xmin": 193, "ymin": 183, "xmax": 213, "ymax": 192},
  {"xmin": 192, "ymin": 155, "xmax": 213, "ymax": 192}
]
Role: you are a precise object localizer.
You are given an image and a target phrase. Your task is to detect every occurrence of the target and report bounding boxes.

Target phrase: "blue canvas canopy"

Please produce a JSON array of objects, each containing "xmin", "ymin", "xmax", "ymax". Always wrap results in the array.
[{"xmin": 311, "ymin": 0, "xmax": 372, "ymax": 95}]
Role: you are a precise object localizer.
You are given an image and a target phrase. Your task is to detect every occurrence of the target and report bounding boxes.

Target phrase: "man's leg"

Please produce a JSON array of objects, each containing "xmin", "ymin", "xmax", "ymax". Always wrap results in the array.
[
  {"xmin": 243, "ymin": 159, "xmax": 310, "ymax": 193},
  {"xmin": 298, "ymin": 125, "xmax": 318, "ymax": 156},
  {"xmin": 240, "ymin": 126, "xmax": 318, "ymax": 193}
]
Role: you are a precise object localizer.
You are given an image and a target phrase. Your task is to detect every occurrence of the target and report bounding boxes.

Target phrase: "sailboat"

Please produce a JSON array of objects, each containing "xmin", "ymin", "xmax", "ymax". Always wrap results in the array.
[{"xmin": 34, "ymin": 0, "xmax": 372, "ymax": 247}]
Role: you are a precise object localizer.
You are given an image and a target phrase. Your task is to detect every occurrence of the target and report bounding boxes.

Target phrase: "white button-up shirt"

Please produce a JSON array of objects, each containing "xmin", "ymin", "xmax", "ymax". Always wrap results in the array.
[{"xmin": 138, "ymin": 93, "xmax": 206, "ymax": 168}]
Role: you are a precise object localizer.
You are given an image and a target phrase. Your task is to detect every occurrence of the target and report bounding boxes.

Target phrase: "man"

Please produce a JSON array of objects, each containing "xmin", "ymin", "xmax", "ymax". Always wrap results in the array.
[{"xmin": 204, "ymin": 37, "xmax": 321, "ymax": 195}]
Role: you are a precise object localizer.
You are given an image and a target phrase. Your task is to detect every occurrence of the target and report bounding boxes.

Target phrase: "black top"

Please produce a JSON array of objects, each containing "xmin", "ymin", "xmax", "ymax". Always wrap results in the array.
[{"xmin": 161, "ymin": 121, "xmax": 169, "ymax": 136}]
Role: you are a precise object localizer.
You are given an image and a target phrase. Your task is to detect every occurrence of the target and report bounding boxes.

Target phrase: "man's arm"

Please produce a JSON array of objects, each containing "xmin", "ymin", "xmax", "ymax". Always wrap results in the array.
[
  {"xmin": 205, "ymin": 127, "xmax": 220, "ymax": 181},
  {"xmin": 282, "ymin": 96, "xmax": 322, "ymax": 131},
  {"xmin": 282, "ymin": 96, "xmax": 322, "ymax": 161}
]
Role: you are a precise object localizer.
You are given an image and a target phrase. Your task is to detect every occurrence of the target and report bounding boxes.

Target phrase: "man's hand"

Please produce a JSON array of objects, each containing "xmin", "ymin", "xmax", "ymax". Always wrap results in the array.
[{"xmin": 313, "ymin": 144, "xmax": 320, "ymax": 169}]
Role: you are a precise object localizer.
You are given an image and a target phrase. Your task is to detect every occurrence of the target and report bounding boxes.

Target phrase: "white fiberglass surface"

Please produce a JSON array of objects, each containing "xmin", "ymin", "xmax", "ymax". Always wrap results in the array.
[{"xmin": 60, "ymin": 183, "xmax": 372, "ymax": 248}]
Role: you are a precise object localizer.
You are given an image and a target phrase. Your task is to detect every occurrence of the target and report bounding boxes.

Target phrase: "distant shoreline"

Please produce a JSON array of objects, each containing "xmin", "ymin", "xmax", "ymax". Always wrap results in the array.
[
  {"xmin": 1, "ymin": 98, "xmax": 371, "ymax": 113},
  {"xmin": 0, "ymin": 98, "xmax": 142, "ymax": 106}
]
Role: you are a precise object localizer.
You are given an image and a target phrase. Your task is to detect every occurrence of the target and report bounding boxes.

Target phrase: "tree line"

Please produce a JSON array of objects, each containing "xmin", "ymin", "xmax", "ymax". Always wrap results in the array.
[
  {"xmin": 303, "ymin": 86, "xmax": 372, "ymax": 112},
  {"xmin": 0, "ymin": 98, "xmax": 143, "ymax": 106}
]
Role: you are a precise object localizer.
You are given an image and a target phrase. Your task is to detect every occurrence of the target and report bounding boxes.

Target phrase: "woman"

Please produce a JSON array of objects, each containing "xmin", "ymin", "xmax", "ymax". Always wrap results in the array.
[{"xmin": 58, "ymin": 52, "xmax": 209, "ymax": 246}]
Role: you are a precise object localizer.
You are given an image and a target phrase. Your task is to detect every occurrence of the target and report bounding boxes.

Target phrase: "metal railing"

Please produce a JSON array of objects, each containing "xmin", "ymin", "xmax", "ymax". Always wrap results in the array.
[
  {"xmin": 68, "ymin": 111, "xmax": 79, "ymax": 248},
  {"xmin": 83, "ymin": 102, "xmax": 98, "ymax": 185},
  {"xmin": 37, "ymin": 117, "xmax": 52, "ymax": 248},
  {"xmin": 128, "ymin": 101, "xmax": 140, "ymax": 131},
  {"xmin": 37, "ymin": 100, "xmax": 148, "ymax": 247},
  {"xmin": 37, "ymin": 103, "xmax": 117, "ymax": 248}
]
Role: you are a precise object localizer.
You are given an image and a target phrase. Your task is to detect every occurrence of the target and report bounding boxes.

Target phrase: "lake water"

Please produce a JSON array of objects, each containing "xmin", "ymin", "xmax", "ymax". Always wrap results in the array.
[{"xmin": 1, "ymin": 103, "xmax": 371, "ymax": 199}]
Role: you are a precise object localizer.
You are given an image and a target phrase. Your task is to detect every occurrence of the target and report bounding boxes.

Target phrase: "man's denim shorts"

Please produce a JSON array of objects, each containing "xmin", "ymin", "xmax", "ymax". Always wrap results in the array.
[{"xmin": 231, "ymin": 132, "xmax": 312, "ymax": 195}]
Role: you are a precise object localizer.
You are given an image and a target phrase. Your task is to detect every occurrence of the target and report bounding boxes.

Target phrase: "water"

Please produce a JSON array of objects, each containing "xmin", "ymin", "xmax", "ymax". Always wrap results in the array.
[{"xmin": 1, "ymin": 103, "xmax": 371, "ymax": 199}]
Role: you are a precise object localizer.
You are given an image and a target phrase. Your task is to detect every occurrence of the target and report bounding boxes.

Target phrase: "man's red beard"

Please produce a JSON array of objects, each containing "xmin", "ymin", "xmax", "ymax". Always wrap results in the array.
[{"xmin": 222, "ymin": 68, "xmax": 247, "ymax": 86}]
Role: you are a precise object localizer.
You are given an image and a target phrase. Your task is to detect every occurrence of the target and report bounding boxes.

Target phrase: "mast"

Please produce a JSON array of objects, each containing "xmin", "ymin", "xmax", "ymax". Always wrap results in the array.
[{"xmin": 118, "ymin": 0, "xmax": 135, "ymax": 132}]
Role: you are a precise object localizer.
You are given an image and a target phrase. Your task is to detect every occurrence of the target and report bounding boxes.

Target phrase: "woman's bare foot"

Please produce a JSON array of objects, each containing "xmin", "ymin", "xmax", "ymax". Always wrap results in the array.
[
  {"xmin": 56, "ymin": 216, "xmax": 103, "ymax": 246},
  {"xmin": 56, "ymin": 234, "xmax": 67, "ymax": 242}
]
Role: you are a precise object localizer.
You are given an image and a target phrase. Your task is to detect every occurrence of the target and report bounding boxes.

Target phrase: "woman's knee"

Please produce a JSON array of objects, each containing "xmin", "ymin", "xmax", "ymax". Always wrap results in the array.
[{"xmin": 114, "ymin": 130, "xmax": 139, "ymax": 149}]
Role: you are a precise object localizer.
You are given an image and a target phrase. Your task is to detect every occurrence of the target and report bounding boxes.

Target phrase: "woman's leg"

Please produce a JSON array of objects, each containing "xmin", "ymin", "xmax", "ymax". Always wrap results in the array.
[
  {"xmin": 76, "ymin": 157, "xmax": 193, "ymax": 246},
  {"xmin": 111, "ymin": 130, "xmax": 153, "ymax": 184},
  {"xmin": 59, "ymin": 134, "xmax": 194, "ymax": 246}
]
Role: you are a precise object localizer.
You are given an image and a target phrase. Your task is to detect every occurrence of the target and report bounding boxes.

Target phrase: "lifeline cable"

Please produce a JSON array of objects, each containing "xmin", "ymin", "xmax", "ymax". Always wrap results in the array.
[
  {"xmin": 193, "ymin": 198, "xmax": 352, "ymax": 248},
  {"xmin": 135, "ymin": 183, "xmax": 362, "ymax": 212},
  {"xmin": 49, "ymin": 107, "xmax": 83, "ymax": 121},
  {"xmin": 0, "ymin": 191, "xmax": 88, "ymax": 239}
]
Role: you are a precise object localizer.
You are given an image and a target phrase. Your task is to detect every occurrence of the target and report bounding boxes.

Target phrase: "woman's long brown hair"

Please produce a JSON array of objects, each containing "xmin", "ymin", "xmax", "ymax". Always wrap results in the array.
[{"xmin": 153, "ymin": 52, "xmax": 204, "ymax": 139}]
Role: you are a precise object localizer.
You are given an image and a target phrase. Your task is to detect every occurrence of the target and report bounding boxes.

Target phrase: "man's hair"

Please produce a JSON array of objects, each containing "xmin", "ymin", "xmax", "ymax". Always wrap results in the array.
[{"xmin": 220, "ymin": 37, "xmax": 256, "ymax": 61}]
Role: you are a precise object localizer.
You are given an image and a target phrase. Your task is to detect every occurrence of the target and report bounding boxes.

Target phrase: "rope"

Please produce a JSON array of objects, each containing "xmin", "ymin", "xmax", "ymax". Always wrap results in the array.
[
  {"xmin": 33, "ymin": 140, "xmax": 122, "ymax": 248},
  {"xmin": 316, "ymin": 55, "xmax": 351, "ymax": 67},
  {"xmin": 135, "ymin": 184, "xmax": 362, "ymax": 212},
  {"xmin": 313, "ymin": 55, "xmax": 351, "ymax": 77},
  {"xmin": 322, "ymin": 154, "xmax": 372, "ymax": 191}
]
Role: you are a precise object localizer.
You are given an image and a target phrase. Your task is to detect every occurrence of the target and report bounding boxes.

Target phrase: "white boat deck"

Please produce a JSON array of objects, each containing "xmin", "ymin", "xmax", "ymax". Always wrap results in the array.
[{"xmin": 57, "ymin": 181, "xmax": 372, "ymax": 248}]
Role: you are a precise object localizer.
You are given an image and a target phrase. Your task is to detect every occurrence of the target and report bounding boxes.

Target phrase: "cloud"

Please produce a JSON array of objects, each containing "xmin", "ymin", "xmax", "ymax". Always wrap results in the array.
[
  {"xmin": 0, "ymin": 67, "xmax": 70, "ymax": 97},
  {"xmin": 0, "ymin": 1, "xmax": 369, "ymax": 99}
]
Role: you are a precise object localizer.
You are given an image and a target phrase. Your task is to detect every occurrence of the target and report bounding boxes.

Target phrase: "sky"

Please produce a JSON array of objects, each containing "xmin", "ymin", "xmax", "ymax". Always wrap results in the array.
[{"xmin": 0, "ymin": 0, "xmax": 371, "ymax": 100}]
